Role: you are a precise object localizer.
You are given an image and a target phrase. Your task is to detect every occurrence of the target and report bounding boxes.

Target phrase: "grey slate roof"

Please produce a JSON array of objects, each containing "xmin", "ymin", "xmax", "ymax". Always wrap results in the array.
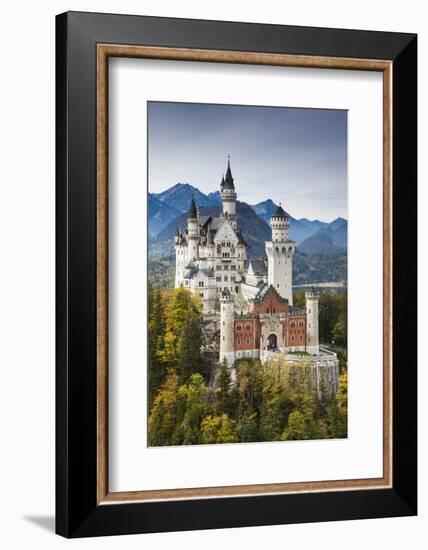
[
  {"xmin": 249, "ymin": 259, "xmax": 267, "ymax": 275},
  {"xmin": 272, "ymin": 204, "xmax": 288, "ymax": 218},
  {"xmin": 222, "ymin": 159, "xmax": 235, "ymax": 190}
]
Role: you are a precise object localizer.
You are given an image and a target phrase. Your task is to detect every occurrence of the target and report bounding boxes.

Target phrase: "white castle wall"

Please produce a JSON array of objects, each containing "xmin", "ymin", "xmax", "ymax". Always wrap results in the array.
[
  {"xmin": 265, "ymin": 243, "xmax": 295, "ymax": 305},
  {"xmin": 305, "ymin": 291, "xmax": 319, "ymax": 354},
  {"xmin": 219, "ymin": 293, "xmax": 235, "ymax": 366}
]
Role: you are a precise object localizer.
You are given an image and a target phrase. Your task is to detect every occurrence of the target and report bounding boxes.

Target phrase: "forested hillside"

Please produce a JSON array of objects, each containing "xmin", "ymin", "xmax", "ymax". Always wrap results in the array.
[{"xmin": 147, "ymin": 285, "xmax": 348, "ymax": 446}]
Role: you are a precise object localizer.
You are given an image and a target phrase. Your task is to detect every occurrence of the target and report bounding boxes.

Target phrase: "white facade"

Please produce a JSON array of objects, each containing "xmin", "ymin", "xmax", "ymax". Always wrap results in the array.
[{"xmin": 174, "ymin": 160, "xmax": 247, "ymax": 312}]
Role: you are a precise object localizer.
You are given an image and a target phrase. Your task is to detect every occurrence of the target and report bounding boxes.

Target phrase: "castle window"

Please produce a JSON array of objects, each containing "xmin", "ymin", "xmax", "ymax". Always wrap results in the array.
[
  {"xmin": 246, "ymin": 324, "xmax": 251, "ymax": 331},
  {"xmin": 224, "ymin": 276, "xmax": 228, "ymax": 282},
  {"xmin": 231, "ymin": 265, "xmax": 236, "ymax": 270},
  {"xmin": 231, "ymin": 276, "xmax": 235, "ymax": 282},
  {"xmin": 216, "ymin": 276, "xmax": 221, "ymax": 282},
  {"xmin": 200, "ymin": 293, "xmax": 204, "ymax": 298},
  {"xmin": 290, "ymin": 322, "xmax": 296, "ymax": 328},
  {"xmin": 198, "ymin": 281, "xmax": 204, "ymax": 287},
  {"xmin": 266, "ymin": 308, "xmax": 269, "ymax": 314},
  {"xmin": 237, "ymin": 339, "xmax": 241, "ymax": 345},
  {"xmin": 236, "ymin": 325, "xmax": 242, "ymax": 331},
  {"xmin": 299, "ymin": 322, "xmax": 304, "ymax": 327},
  {"xmin": 247, "ymin": 339, "xmax": 250, "ymax": 344},
  {"xmin": 224, "ymin": 265, "xmax": 229, "ymax": 270},
  {"xmin": 291, "ymin": 335, "xmax": 295, "ymax": 341}
]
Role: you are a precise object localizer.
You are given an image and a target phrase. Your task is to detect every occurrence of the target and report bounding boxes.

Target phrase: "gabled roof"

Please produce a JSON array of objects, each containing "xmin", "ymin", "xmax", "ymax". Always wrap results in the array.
[
  {"xmin": 253, "ymin": 284, "xmax": 289, "ymax": 305},
  {"xmin": 248, "ymin": 259, "xmax": 267, "ymax": 276}
]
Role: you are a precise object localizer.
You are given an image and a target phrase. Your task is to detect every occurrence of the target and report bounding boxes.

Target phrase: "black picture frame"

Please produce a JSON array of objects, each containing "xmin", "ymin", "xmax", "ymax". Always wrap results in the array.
[{"xmin": 56, "ymin": 11, "xmax": 417, "ymax": 538}]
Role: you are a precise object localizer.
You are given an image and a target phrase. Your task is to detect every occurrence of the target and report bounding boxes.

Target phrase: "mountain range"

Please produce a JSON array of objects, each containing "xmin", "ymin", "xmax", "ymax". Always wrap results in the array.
[{"xmin": 148, "ymin": 183, "xmax": 347, "ymax": 258}]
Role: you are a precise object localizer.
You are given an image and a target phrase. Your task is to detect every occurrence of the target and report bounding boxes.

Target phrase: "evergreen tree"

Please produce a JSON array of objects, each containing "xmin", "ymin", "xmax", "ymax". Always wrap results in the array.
[
  {"xmin": 148, "ymin": 284, "xmax": 166, "ymax": 405},
  {"xmin": 215, "ymin": 358, "xmax": 233, "ymax": 415},
  {"xmin": 180, "ymin": 374, "xmax": 211, "ymax": 445}
]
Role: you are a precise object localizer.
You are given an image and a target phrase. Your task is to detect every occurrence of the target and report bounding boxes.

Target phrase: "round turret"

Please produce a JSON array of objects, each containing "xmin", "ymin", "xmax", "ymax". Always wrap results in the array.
[
  {"xmin": 305, "ymin": 290, "xmax": 319, "ymax": 354},
  {"xmin": 187, "ymin": 197, "xmax": 199, "ymax": 261},
  {"xmin": 270, "ymin": 203, "xmax": 290, "ymax": 242},
  {"xmin": 220, "ymin": 288, "xmax": 235, "ymax": 366}
]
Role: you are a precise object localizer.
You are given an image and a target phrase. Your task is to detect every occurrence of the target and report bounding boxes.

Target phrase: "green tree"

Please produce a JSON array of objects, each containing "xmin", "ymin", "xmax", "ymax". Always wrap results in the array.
[
  {"xmin": 148, "ymin": 284, "xmax": 167, "ymax": 405},
  {"xmin": 215, "ymin": 358, "xmax": 233, "ymax": 415},
  {"xmin": 201, "ymin": 414, "xmax": 238, "ymax": 444},
  {"xmin": 156, "ymin": 287, "xmax": 203, "ymax": 382},
  {"xmin": 179, "ymin": 374, "xmax": 211, "ymax": 445}
]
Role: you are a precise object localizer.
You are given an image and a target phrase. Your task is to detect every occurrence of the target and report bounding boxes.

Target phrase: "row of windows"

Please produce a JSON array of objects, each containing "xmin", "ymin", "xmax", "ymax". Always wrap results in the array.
[
  {"xmin": 237, "ymin": 339, "xmax": 252, "ymax": 345},
  {"xmin": 216, "ymin": 276, "xmax": 236, "ymax": 282},
  {"xmin": 290, "ymin": 335, "xmax": 304, "ymax": 341},
  {"xmin": 290, "ymin": 321, "xmax": 304, "ymax": 328},
  {"xmin": 216, "ymin": 264, "xmax": 237, "ymax": 271},
  {"xmin": 236, "ymin": 324, "xmax": 252, "ymax": 331}
]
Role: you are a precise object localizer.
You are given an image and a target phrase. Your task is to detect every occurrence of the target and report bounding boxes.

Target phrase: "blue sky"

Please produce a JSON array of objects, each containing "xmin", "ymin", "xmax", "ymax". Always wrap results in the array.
[{"xmin": 148, "ymin": 101, "xmax": 347, "ymax": 221}]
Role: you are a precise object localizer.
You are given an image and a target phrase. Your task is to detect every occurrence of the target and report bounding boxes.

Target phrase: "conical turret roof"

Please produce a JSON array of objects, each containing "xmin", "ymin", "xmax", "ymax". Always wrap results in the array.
[
  {"xmin": 188, "ymin": 197, "xmax": 198, "ymax": 219},
  {"xmin": 223, "ymin": 157, "xmax": 235, "ymax": 190}
]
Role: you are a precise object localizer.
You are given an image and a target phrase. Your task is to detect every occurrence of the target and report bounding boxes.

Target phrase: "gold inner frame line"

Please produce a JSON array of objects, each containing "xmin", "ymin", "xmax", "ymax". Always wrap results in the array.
[{"xmin": 96, "ymin": 43, "xmax": 393, "ymax": 505}]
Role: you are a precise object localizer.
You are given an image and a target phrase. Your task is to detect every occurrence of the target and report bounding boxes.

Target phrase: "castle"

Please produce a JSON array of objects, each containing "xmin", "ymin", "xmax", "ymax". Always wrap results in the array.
[{"xmin": 174, "ymin": 158, "xmax": 320, "ymax": 366}]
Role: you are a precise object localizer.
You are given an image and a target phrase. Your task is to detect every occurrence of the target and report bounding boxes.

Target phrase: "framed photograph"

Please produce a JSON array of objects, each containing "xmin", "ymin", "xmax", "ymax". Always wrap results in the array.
[{"xmin": 56, "ymin": 11, "xmax": 417, "ymax": 538}]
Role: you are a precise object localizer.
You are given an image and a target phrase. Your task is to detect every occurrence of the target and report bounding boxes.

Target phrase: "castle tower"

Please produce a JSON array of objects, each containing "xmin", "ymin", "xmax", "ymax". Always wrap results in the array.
[
  {"xmin": 174, "ymin": 228, "xmax": 186, "ymax": 287},
  {"xmin": 187, "ymin": 197, "xmax": 199, "ymax": 262},
  {"xmin": 220, "ymin": 157, "xmax": 238, "ymax": 229},
  {"xmin": 265, "ymin": 204, "xmax": 295, "ymax": 304},
  {"xmin": 219, "ymin": 288, "xmax": 235, "ymax": 366},
  {"xmin": 305, "ymin": 290, "xmax": 319, "ymax": 354}
]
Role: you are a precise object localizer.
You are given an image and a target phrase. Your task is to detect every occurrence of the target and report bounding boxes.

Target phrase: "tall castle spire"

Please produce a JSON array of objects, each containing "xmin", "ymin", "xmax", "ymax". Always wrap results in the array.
[
  {"xmin": 220, "ymin": 156, "xmax": 237, "ymax": 228},
  {"xmin": 188, "ymin": 196, "xmax": 198, "ymax": 219}
]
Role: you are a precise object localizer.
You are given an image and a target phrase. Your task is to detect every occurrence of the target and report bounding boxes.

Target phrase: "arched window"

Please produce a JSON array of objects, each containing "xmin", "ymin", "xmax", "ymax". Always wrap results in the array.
[
  {"xmin": 246, "ymin": 324, "xmax": 251, "ymax": 331},
  {"xmin": 236, "ymin": 325, "xmax": 242, "ymax": 331},
  {"xmin": 290, "ymin": 322, "xmax": 296, "ymax": 328}
]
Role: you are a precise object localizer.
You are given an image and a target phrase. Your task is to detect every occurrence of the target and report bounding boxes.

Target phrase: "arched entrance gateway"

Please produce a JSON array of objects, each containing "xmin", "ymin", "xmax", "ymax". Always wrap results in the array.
[{"xmin": 267, "ymin": 333, "xmax": 277, "ymax": 350}]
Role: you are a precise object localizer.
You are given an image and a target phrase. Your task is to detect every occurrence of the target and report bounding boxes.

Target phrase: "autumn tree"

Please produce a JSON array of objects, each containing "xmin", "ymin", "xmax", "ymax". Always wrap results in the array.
[{"xmin": 148, "ymin": 372, "xmax": 180, "ymax": 446}]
